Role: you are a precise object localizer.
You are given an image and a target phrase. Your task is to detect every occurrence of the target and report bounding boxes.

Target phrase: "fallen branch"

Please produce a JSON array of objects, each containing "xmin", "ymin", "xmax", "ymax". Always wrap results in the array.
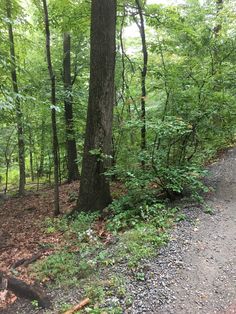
[
  {"xmin": 11, "ymin": 252, "xmax": 43, "ymax": 269},
  {"xmin": 0, "ymin": 272, "xmax": 51, "ymax": 309},
  {"xmin": 63, "ymin": 298, "xmax": 90, "ymax": 314}
]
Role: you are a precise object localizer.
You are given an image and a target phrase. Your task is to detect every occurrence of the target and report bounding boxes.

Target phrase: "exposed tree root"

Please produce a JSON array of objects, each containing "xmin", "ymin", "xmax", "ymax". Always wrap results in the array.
[{"xmin": 0, "ymin": 272, "xmax": 51, "ymax": 309}]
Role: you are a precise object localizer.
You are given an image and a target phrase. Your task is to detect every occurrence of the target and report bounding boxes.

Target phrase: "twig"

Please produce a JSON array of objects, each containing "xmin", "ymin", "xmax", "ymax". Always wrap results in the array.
[{"xmin": 63, "ymin": 298, "xmax": 90, "ymax": 314}]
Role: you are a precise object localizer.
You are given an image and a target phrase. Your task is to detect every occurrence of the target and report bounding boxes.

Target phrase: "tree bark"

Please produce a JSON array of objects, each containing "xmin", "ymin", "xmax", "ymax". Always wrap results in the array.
[
  {"xmin": 212, "ymin": 0, "xmax": 223, "ymax": 88},
  {"xmin": 42, "ymin": 0, "xmax": 60, "ymax": 216},
  {"xmin": 5, "ymin": 160, "xmax": 9, "ymax": 193},
  {"xmin": 0, "ymin": 271, "xmax": 51, "ymax": 309},
  {"xmin": 77, "ymin": 0, "xmax": 116, "ymax": 212},
  {"xmin": 135, "ymin": 0, "xmax": 148, "ymax": 167},
  {"xmin": 6, "ymin": 0, "xmax": 25, "ymax": 195},
  {"xmin": 29, "ymin": 129, "xmax": 34, "ymax": 181},
  {"xmin": 213, "ymin": 0, "xmax": 223, "ymax": 36},
  {"xmin": 38, "ymin": 119, "xmax": 46, "ymax": 176},
  {"xmin": 63, "ymin": 32, "xmax": 80, "ymax": 182}
]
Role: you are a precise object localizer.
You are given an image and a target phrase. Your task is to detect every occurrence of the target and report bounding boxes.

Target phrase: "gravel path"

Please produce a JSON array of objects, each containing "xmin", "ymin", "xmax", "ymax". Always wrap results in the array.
[
  {"xmin": 123, "ymin": 148, "xmax": 236, "ymax": 314},
  {"xmin": 124, "ymin": 202, "xmax": 235, "ymax": 314},
  {"xmin": 1, "ymin": 148, "xmax": 236, "ymax": 313}
]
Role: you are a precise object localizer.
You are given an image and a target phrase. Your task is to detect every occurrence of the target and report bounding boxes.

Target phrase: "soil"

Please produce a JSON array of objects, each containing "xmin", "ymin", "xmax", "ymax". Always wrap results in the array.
[{"xmin": 0, "ymin": 148, "xmax": 236, "ymax": 313}]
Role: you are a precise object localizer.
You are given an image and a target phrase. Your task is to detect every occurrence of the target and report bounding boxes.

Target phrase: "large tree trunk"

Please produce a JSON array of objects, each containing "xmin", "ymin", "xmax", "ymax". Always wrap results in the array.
[
  {"xmin": 63, "ymin": 32, "xmax": 80, "ymax": 182},
  {"xmin": 6, "ymin": 0, "xmax": 25, "ymax": 195},
  {"xmin": 42, "ymin": 0, "xmax": 60, "ymax": 216},
  {"xmin": 77, "ymin": 0, "xmax": 116, "ymax": 212}
]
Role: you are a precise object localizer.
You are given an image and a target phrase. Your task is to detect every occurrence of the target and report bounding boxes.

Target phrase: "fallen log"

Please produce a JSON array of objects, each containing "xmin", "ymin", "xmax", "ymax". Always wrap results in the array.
[
  {"xmin": 0, "ymin": 272, "xmax": 51, "ymax": 309},
  {"xmin": 63, "ymin": 298, "xmax": 90, "ymax": 314}
]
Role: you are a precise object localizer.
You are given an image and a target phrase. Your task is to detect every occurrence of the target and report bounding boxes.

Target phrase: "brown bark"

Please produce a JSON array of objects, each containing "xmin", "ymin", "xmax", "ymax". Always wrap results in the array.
[
  {"xmin": 77, "ymin": 0, "xmax": 117, "ymax": 212},
  {"xmin": 6, "ymin": 0, "xmax": 25, "ymax": 195},
  {"xmin": 213, "ymin": 0, "xmax": 223, "ymax": 36},
  {"xmin": 135, "ymin": 0, "xmax": 148, "ymax": 167},
  {"xmin": 38, "ymin": 119, "xmax": 45, "ymax": 176},
  {"xmin": 42, "ymin": 0, "xmax": 60, "ymax": 216},
  {"xmin": 63, "ymin": 32, "xmax": 80, "ymax": 182},
  {"xmin": 4, "ymin": 130, "xmax": 15, "ymax": 193},
  {"xmin": 0, "ymin": 272, "xmax": 51, "ymax": 309},
  {"xmin": 29, "ymin": 129, "xmax": 34, "ymax": 181}
]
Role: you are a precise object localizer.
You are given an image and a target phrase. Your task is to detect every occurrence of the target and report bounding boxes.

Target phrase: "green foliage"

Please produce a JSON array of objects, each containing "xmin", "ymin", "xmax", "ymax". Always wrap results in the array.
[
  {"xmin": 175, "ymin": 212, "xmax": 187, "ymax": 222},
  {"xmin": 203, "ymin": 204, "xmax": 214, "ymax": 215},
  {"xmin": 106, "ymin": 163, "xmax": 206, "ymax": 242},
  {"xmin": 70, "ymin": 212, "xmax": 100, "ymax": 234},
  {"xmin": 33, "ymin": 251, "xmax": 93, "ymax": 286},
  {"xmin": 107, "ymin": 194, "xmax": 174, "ymax": 232},
  {"xmin": 31, "ymin": 300, "xmax": 39, "ymax": 309},
  {"xmin": 2, "ymin": 0, "xmax": 235, "ymax": 311},
  {"xmin": 84, "ymin": 284, "xmax": 105, "ymax": 303},
  {"xmin": 0, "ymin": 0, "xmax": 235, "ymax": 204},
  {"xmin": 156, "ymin": 165, "xmax": 209, "ymax": 200},
  {"xmin": 84, "ymin": 306, "xmax": 123, "ymax": 314},
  {"xmin": 117, "ymin": 224, "xmax": 169, "ymax": 267},
  {"xmin": 107, "ymin": 160, "xmax": 208, "ymax": 214},
  {"xmin": 82, "ymin": 276, "xmax": 127, "ymax": 313},
  {"xmin": 59, "ymin": 302, "xmax": 72, "ymax": 312},
  {"xmin": 135, "ymin": 271, "xmax": 145, "ymax": 281},
  {"xmin": 43, "ymin": 217, "xmax": 68, "ymax": 234},
  {"xmin": 43, "ymin": 211, "xmax": 99, "ymax": 235}
]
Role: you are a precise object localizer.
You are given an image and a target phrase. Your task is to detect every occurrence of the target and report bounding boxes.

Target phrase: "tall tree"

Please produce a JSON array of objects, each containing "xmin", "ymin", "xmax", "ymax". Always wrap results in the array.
[
  {"xmin": 77, "ymin": 0, "xmax": 117, "ymax": 212},
  {"xmin": 6, "ymin": 0, "xmax": 25, "ymax": 195},
  {"xmin": 214, "ymin": 0, "xmax": 223, "ymax": 36},
  {"xmin": 134, "ymin": 0, "xmax": 148, "ymax": 167},
  {"xmin": 38, "ymin": 118, "xmax": 46, "ymax": 176},
  {"xmin": 42, "ymin": 0, "xmax": 60, "ymax": 215},
  {"xmin": 63, "ymin": 32, "xmax": 80, "ymax": 182}
]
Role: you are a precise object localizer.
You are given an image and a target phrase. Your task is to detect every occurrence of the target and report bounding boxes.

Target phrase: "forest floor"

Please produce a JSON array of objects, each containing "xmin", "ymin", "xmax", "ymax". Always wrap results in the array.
[{"xmin": 0, "ymin": 148, "xmax": 236, "ymax": 314}]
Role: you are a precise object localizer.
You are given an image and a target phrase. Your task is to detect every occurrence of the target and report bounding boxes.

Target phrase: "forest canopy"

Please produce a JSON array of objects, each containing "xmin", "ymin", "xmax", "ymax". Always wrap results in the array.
[{"xmin": 0, "ymin": 0, "xmax": 236, "ymax": 213}]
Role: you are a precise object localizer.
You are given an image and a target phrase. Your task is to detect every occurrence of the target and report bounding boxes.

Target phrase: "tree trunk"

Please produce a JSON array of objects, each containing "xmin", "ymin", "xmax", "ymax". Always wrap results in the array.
[
  {"xmin": 5, "ymin": 160, "xmax": 10, "ymax": 194},
  {"xmin": 38, "ymin": 119, "xmax": 46, "ymax": 176},
  {"xmin": 63, "ymin": 32, "xmax": 80, "ymax": 182},
  {"xmin": 42, "ymin": 0, "xmax": 60, "ymax": 216},
  {"xmin": 6, "ymin": 0, "xmax": 25, "ymax": 195},
  {"xmin": 212, "ymin": 0, "xmax": 223, "ymax": 87},
  {"xmin": 29, "ymin": 129, "xmax": 34, "ymax": 181},
  {"xmin": 135, "ymin": 0, "xmax": 148, "ymax": 167},
  {"xmin": 77, "ymin": 0, "xmax": 116, "ymax": 212},
  {"xmin": 213, "ymin": 0, "xmax": 223, "ymax": 36}
]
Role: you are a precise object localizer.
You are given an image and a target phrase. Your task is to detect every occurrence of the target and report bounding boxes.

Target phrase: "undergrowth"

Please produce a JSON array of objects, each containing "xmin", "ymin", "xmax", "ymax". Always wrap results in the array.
[{"xmin": 32, "ymin": 170, "xmax": 209, "ymax": 312}]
